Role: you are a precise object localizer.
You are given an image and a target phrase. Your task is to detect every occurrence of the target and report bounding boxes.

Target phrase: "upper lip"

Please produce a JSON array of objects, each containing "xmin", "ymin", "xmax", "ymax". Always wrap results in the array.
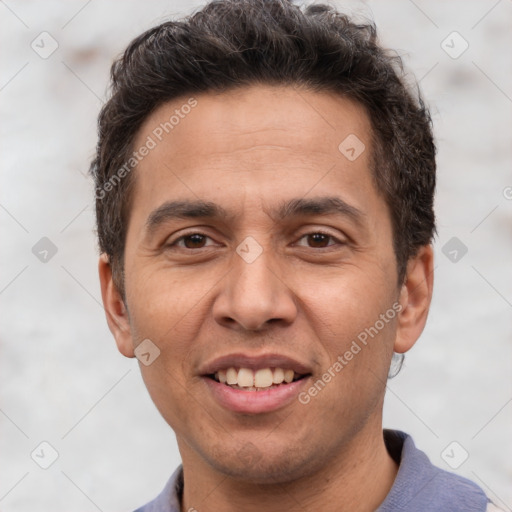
[{"xmin": 199, "ymin": 352, "xmax": 313, "ymax": 376}]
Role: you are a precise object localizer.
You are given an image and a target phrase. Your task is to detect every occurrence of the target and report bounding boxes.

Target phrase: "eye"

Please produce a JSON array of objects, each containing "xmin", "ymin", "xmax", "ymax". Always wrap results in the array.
[
  {"xmin": 295, "ymin": 231, "xmax": 345, "ymax": 249},
  {"xmin": 168, "ymin": 233, "xmax": 216, "ymax": 249},
  {"xmin": 166, "ymin": 231, "xmax": 346, "ymax": 251}
]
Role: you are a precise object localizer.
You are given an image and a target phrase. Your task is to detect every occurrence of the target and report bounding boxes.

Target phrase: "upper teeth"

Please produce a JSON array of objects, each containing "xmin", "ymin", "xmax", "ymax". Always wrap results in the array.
[{"xmin": 216, "ymin": 367, "xmax": 296, "ymax": 388}]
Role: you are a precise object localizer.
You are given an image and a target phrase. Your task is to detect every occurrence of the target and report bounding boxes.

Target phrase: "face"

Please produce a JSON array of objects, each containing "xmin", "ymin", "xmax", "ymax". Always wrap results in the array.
[{"xmin": 100, "ymin": 84, "xmax": 432, "ymax": 484}]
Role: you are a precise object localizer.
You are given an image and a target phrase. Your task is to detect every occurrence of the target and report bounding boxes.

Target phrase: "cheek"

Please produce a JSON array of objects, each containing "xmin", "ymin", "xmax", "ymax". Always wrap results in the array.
[
  {"xmin": 137, "ymin": 362, "xmax": 199, "ymax": 439},
  {"xmin": 125, "ymin": 268, "xmax": 210, "ymax": 407},
  {"xmin": 300, "ymin": 264, "xmax": 395, "ymax": 333},
  {"xmin": 300, "ymin": 276, "xmax": 396, "ymax": 425},
  {"xmin": 127, "ymin": 261, "xmax": 213, "ymax": 338},
  {"xmin": 299, "ymin": 266, "xmax": 398, "ymax": 399},
  {"xmin": 127, "ymin": 278, "xmax": 207, "ymax": 432}
]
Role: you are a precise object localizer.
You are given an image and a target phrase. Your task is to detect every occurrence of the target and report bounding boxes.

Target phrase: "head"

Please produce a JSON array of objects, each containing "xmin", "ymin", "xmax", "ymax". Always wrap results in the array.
[{"xmin": 93, "ymin": 0, "xmax": 435, "ymax": 484}]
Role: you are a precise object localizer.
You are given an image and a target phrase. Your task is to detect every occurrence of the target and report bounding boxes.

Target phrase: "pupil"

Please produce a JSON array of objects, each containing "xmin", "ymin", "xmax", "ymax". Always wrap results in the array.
[
  {"xmin": 185, "ymin": 234, "xmax": 205, "ymax": 248},
  {"xmin": 309, "ymin": 233, "xmax": 328, "ymax": 247}
]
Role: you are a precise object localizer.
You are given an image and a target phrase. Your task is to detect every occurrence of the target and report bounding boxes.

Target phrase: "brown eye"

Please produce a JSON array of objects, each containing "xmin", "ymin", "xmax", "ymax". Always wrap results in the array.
[
  {"xmin": 296, "ymin": 232, "xmax": 342, "ymax": 249},
  {"xmin": 306, "ymin": 233, "xmax": 331, "ymax": 248},
  {"xmin": 182, "ymin": 234, "xmax": 207, "ymax": 248},
  {"xmin": 169, "ymin": 233, "xmax": 214, "ymax": 249}
]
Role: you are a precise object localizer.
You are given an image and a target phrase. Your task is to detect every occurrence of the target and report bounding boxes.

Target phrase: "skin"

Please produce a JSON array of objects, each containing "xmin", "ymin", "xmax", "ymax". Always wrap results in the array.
[{"xmin": 99, "ymin": 84, "xmax": 434, "ymax": 512}]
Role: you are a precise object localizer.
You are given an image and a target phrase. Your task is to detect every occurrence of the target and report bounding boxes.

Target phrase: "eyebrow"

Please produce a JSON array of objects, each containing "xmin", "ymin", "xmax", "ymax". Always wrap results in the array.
[
  {"xmin": 144, "ymin": 196, "xmax": 366, "ymax": 236},
  {"xmin": 145, "ymin": 200, "xmax": 231, "ymax": 235},
  {"xmin": 273, "ymin": 196, "xmax": 365, "ymax": 226}
]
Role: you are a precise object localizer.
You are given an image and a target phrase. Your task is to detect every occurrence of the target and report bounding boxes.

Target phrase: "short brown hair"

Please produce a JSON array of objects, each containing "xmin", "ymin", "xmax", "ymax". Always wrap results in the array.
[{"xmin": 90, "ymin": 0, "xmax": 436, "ymax": 299}]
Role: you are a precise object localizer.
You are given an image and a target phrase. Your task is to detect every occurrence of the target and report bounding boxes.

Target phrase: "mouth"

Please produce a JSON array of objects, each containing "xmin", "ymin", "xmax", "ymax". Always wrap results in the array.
[
  {"xmin": 200, "ymin": 353, "xmax": 312, "ymax": 413},
  {"xmin": 206, "ymin": 367, "xmax": 308, "ymax": 391}
]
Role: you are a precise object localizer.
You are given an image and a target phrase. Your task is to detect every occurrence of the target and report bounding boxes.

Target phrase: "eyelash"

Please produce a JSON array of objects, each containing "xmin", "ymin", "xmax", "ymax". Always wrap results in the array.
[{"xmin": 167, "ymin": 230, "xmax": 346, "ymax": 250}]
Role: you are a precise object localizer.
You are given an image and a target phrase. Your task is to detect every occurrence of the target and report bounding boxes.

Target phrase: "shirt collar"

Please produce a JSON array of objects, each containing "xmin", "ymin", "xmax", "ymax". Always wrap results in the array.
[{"xmin": 138, "ymin": 429, "xmax": 487, "ymax": 512}]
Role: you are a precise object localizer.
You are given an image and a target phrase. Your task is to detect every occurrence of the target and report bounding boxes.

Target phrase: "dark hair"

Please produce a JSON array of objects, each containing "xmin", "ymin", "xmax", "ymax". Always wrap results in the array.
[{"xmin": 90, "ymin": 0, "xmax": 436, "ymax": 300}]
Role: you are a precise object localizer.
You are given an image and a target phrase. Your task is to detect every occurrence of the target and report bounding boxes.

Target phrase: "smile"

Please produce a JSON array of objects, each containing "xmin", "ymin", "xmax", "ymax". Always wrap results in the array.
[
  {"xmin": 203, "ymin": 369, "xmax": 311, "ymax": 414},
  {"xmin": 200, "ymin": 353, "xmax": 312, "ymax": 413},
  {"xmin": 211, "ymin": 366, "xmax": 305, "ymax": 391}
]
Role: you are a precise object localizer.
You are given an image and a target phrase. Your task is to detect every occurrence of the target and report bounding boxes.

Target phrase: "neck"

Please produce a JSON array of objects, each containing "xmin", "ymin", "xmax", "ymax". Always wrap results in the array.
[{"xmin": 178, "ymin": 424, "xmax": 399, "ymax": 512}]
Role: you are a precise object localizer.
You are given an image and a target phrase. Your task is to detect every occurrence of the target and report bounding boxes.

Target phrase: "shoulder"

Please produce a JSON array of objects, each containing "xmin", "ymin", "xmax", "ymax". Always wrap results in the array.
[
  {"xmin": 379, "ymin": 430, "xmax": 497, "ymax": 512},
  {"xmin": 132, "ymin": 465, "xmax": 183, "ymax": 512}
]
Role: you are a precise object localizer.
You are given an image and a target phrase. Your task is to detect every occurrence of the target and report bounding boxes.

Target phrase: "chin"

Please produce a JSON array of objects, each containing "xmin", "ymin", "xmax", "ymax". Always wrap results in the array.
[{"xmin": 205, "ymin": 444, "xmax": 316, "ymax": 485}]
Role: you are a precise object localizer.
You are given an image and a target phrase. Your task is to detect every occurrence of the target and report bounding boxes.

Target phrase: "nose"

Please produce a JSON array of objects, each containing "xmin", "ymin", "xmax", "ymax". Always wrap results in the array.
[{"xmin": 212, "ymin": 244, "xmax": 298, "ymax": 332}]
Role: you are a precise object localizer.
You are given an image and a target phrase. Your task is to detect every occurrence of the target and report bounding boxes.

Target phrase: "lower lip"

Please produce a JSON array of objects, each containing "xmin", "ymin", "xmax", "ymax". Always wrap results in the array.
[{"xmin": 203, "ymin": 376, "xmax": 310, "ymax": 414}]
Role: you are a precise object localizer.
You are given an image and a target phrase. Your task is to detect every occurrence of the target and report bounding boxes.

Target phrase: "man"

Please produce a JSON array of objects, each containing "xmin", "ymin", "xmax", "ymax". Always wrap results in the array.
[{"xmin": 90, "ymin": 0, "xmax": 501, "ymax": 510}]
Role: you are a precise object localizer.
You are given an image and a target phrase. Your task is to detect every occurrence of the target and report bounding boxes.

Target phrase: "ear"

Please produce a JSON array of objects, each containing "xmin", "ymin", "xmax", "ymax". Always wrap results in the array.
[
  {"xmin": 98, "ymin": 254, "xmax": 135, "ymax": 358},
  {"xmin": 394, "ymin": 244, "xmax": 434, "ymax": 353}
]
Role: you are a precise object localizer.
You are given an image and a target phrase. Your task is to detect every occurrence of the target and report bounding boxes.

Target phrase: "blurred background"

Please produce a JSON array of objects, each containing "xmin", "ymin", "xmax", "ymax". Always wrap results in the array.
[{"xmin": 1, "ymin": 0, "xmax": 511, "ymax": 510}]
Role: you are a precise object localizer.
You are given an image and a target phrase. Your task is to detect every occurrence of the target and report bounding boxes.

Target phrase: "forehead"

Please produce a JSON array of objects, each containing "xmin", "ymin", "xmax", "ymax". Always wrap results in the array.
[
  {"xmin": 135, "ymin": 85, "xmax": 371, "ymax": 162},
  {"xmin": 128, "ymin": 84, "xmax": 380, "ymax": 225}
]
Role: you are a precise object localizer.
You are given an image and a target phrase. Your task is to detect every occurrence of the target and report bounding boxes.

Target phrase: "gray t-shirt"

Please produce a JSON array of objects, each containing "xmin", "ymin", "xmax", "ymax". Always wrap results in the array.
[{"xmin": 134, "ymin": 429, "xmax": 499, "ymax": 512}]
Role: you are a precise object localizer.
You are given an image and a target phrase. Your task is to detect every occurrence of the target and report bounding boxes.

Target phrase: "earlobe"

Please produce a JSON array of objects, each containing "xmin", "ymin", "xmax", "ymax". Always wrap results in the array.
[
  {"xmin": 394, "ymin": 245, "xmax": 434, "ymax": 354},
  {"xmin": 98, "ymin": 254, "xmax": 135, "ymax": 358}
]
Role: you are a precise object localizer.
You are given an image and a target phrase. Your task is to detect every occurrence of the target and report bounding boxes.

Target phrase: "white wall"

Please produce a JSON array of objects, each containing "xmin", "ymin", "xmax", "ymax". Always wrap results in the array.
[{"xmin": 1, "ymin": 0, "xmax": 510, "ymax": 510}]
